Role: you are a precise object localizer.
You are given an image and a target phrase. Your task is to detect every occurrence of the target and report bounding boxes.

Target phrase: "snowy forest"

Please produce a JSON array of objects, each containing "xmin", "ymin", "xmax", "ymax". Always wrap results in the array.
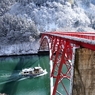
[{"xmin": 0, "ymin": 0, "xmax": 95, "ymax": 55}]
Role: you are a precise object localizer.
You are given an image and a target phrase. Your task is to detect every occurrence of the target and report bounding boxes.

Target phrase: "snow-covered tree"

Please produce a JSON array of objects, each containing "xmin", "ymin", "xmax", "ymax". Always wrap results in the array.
[
  {"xmin": 75, "ymin": 0, "xmax": 91, "ymax": 6},
  {"xmin": 0, "ymin": 13, "xmax": 39, "ymax": 44},
  {"xmin": 17, "ymin": 0, "xmax": 59, "ymax": 6},
  {"xmin": 0, "ymin": 0, "xmax": 15, "ymax": 16},
  {"xmin": 91, "ymin": 0, "xmax": 95, "ymax": 5}
]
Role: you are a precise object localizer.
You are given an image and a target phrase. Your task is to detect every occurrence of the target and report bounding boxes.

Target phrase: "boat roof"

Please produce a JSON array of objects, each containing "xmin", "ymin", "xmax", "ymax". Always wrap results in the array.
[
  {"xmin": 22, "ymin": 67, "xmax": 42, "ymax": 72},
  {"xmin": 22, "ymin": 68, "xmax": 33, "ymax": 72},
  {"xmin": 34, "ymin": 67, "xmax": 42, "ymax": 69}
]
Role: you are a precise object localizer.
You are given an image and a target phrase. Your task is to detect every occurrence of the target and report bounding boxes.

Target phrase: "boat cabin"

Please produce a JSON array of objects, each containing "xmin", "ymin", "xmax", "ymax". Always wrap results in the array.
[{"xmin": 34, "ymin": 67, "xmax": 42, "ymax": 73}]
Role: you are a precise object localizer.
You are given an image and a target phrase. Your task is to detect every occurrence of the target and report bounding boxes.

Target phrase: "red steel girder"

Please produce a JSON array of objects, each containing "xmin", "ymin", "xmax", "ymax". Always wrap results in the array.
[
  {"xmin": 52, "ymin": 39, "xmax": 72, "ymax": 95},
  {"xmin": 51, "ymin": 37, "xmax": 63, "ymax": 77},
  {"xmin": 42, "ymin": 32, "xmax": 95, "ymax": 40},
  {"xmin": 41, "ymin": 32, "xmax": 95, "ymax": 51},
  {"xmin": 40, "ymin": 32, "xmax": 95, "ymax": 95}
]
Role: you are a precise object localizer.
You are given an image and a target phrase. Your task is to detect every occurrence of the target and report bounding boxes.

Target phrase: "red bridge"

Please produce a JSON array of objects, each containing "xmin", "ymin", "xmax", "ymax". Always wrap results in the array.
[{"xmin": 39, "ymin": 32, "xmax": 95, "ymax": 95}]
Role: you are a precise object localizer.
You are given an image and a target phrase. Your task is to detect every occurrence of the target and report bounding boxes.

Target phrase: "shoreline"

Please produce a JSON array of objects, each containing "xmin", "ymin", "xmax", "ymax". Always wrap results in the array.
[{"xmin": 0, "ymin": 50, "xmax": 49, "ymax": 57}]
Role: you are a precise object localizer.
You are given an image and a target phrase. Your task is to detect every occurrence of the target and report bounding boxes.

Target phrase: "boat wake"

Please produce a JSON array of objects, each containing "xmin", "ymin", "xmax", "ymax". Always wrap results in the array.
[
  {"xmin": 0, "ymin": 77, "xmax": 29, "ymax": 85},
  {"xmin": 0, "ymin": 67, "xmax": 48, "ymax": 85},
  {"xmin": 0, "ymin": 72, "xmax": 29, "ymax": 85}
]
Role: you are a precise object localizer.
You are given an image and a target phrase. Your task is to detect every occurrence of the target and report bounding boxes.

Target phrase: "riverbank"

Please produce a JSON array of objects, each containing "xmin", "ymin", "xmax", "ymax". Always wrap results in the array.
[{"xmin": 0, "ymin": 40, "xmax": 40, "ymax": 56}]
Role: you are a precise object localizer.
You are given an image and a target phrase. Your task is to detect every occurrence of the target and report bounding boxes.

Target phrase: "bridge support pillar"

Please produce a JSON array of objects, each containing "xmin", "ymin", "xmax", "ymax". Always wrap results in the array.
[{"xmin": 72, "ymin": 48, "xmax": 95, "ymax": 95}]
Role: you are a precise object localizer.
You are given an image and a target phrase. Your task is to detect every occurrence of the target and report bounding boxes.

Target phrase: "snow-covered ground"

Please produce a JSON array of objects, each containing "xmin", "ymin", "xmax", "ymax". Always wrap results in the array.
[
  {"xmin": 0, "ymin": 40, "xmax": 40, "ymax": 56},
  {"xmin": 0, "ymin": 0, "xmax": 95, "ymax": 56}
]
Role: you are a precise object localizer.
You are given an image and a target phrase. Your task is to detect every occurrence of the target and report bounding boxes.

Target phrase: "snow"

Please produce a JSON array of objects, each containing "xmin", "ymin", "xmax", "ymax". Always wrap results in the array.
[
  {"xmin": 84, "ymin": 3, "xmax": 95, "ymax": 18},
  {"xmin": 8, "ymin": 1, "xmax": 95, "ymax": 32},
  {"xmin": 0, "ymin": 0, "xmax": 95, "ymax": 56},
  {"xmin": 0, "ymin": 40, "xmax": 40, "ymax": 56},
  {"xmin": 9, "ymin": 2, "xmax": 21, "ymax": 14},
  {"xmin": 50, "ymin": 33, "xmax": 95, "ymax": 45}
]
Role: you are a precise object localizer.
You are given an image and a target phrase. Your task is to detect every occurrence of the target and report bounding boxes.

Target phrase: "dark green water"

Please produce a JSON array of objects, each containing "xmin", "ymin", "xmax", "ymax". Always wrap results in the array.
[
  {"xmin": 0, "ymin": 55, "xmax": 50, "ymax": 95},
  {"xmin": 0, "ymin": 55, "xmax": 70, "ymax": 95}
]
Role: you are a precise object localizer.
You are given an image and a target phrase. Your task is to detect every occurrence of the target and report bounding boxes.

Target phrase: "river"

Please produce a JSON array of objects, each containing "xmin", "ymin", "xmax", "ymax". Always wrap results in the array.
[
  {"xmin": 0, "ymin": 55, "xmax": 50, "ymax": 95},
  {"xmin": 0, "ymin": 55, "xmax": 70, "ymax": 95}
]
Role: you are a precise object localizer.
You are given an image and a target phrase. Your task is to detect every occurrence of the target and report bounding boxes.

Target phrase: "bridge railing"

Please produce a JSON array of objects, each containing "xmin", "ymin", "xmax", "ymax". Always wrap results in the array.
[
  {"xmin": 41, "ymin": 32, "xmax": 95, "ymax": 51},
  {"xmin": 43, "ymin": 32, "xmax": 95, "ymax": 40}
]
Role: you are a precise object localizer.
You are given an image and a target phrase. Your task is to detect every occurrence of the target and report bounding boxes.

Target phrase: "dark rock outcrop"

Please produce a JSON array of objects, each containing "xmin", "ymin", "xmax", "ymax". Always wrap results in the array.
[{"xmin": 73, "ymin": 48, "xmax": 95, "ymax": 95}]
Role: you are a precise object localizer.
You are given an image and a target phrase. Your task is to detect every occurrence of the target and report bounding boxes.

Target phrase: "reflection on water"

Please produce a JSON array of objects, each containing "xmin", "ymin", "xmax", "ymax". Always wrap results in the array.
[{"xmin": 0, "ymin": 55, "xmax": 50, "ymax": 95}]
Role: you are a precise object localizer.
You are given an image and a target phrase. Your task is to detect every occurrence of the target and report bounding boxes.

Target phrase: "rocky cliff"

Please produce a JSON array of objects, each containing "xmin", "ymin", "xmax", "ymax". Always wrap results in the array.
[{"xmin": 73, "ymin": 48, "xmax": 95, "ymax": 95}]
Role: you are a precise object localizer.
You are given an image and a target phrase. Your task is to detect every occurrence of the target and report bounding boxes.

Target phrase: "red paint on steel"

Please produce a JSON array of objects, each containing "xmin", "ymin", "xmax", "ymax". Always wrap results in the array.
[
  {"xmin": 41, "ymin": 32, "xmax": 95, "ymax": 51},
  {"xmin": 40, "ymin": 32, "xmax": 95, "ymax": 95},
  {"xmin": 50, "ymin": 37, "xmax": 57, "ymax": 60},
  {"xmin": 51, "ymin": 38, "xmax": 61, "ymax": 77},
  {"xmin": 52, "ymin": 40, "xmax": 70, "ymax": 95}
]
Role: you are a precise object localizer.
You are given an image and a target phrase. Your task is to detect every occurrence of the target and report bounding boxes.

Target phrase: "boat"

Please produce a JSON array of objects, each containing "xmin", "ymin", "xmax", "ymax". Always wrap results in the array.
[{"xmin": 19, "ymin": 66, "xmax": 47, "ymax": 77}]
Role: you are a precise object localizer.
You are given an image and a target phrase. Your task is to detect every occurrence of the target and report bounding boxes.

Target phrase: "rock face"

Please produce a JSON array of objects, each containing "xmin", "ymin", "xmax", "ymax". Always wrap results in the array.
[{"xmin": 72, "ymin": 48, "xmax": 95, "ymax": 95}]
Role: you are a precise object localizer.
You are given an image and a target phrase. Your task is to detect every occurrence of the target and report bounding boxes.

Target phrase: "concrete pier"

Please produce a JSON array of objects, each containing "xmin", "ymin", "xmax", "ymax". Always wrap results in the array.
[{"xmin": 72, "ymin": 48, "xmax": 95, "ymax": 95}]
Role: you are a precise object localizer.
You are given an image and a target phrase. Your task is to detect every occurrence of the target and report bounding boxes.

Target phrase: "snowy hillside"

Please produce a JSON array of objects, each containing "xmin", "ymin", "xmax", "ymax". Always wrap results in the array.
[
  {"xmin": 0, "ymin": 0, "xmax": 95, "ymax": 55},
  {"xmin": 8, "ymin": 0, "xmax": 95, "ymax": 32},
  {"xmin": 0, "ymin": 0, "xmax": 95, "ymax": 38}
]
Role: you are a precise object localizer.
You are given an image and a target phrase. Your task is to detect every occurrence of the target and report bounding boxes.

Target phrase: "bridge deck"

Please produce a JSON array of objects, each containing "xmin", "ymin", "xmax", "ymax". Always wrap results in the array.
[{"xmin": 41, "ymin": 32, "xmax": 95, "ymax": 51}]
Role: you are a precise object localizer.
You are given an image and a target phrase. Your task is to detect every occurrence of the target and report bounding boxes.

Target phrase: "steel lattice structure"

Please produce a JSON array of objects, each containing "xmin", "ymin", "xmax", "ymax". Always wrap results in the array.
[{"xmin": 39, "ymin": 32, "xmax": 95, "ymax": 95}]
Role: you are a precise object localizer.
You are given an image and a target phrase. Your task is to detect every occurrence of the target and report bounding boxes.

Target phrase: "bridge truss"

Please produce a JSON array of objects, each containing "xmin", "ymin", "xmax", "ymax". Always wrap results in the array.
[{"xmin": 39, "ymin": 32, "xmax": 95, "ymax": 95}]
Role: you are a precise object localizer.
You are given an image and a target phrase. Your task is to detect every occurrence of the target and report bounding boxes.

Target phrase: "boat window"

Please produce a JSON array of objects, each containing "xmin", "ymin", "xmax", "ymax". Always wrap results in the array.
[{"xmin": 24, "ymin": 72, "xmax": 28, "ymax": 73}]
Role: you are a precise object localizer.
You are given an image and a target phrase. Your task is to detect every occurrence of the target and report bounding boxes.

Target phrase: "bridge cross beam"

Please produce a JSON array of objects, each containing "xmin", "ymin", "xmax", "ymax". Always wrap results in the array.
[
  {"xmin": 51, "ymin": 37, "xmax": 63, "ymax": 77},
  {"xmin": 52, "ymin": 39, "xmax": 73, "ymax": 95}
]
